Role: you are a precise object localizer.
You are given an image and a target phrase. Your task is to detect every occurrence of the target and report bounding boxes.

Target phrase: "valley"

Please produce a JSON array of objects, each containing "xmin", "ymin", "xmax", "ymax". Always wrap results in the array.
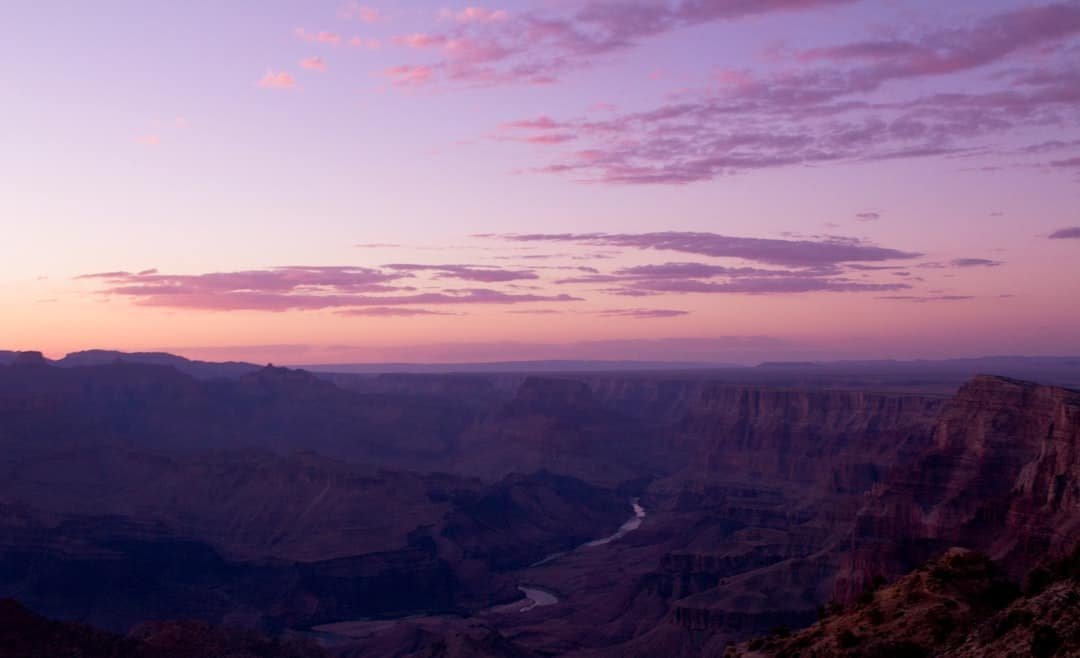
[{"xmin": 0, "ymin": 352, "xmax": 1078, "ymax": 656}]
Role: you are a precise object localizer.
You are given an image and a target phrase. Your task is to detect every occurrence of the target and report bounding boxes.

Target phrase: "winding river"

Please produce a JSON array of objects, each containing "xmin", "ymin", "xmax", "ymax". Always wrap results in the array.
[
  {"xmin": 310, "ymin": 498, "xmax": 648, "ymax": 640},
  {"xmin": 530, "ymin": 498, "xmax": 646, "ymax": 568},
  {"xmin": 510, "ymin": 498, "xmax": 646, "ymax": 611}
]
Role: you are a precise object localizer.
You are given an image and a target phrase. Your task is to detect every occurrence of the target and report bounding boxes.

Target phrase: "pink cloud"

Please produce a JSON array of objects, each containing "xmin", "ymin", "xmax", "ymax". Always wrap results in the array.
[
  {"xmin": 495, "ymin": 4, "xmax": 1080, "ymax": 184},
  {"xmin": 876, "ymin": 295, "xmax": 976, "ymax": 303},
  {"xmin": 381, "ymin": 0, "xmax": 857, "ymax": 87},
  {"xmin": 349, "ymin": 36, "xmax": 380, "ymax": 49},
  {"xmin": 301, "ymin": 56, "xmax": 327, "ymax": 72},
  {"xmin": 341, "ymin": 3, "xmax": 381, "ymax": 23},
  {"xmin": 598, "ymin": 308, "xmax": 689, "ymax": 319},
  {"xmin": 295, "ymin": 28, "xmax": 342, "ymax": 45},
  {"xmin": 613, "ymin": 275, "xmax": 907, "ymax": 293},
  {"xmin": 257, "ymin": 70, "xmax": 297, "ymax": 89},
  {"xmin": 383, "ymin": 64, "xmax": 435, "ymax": 86},
  {"xmin": 383, "ymin": 263, "xmax": 538, "ymax": 282},
  {"xmin": 135, "ymin": 134, "xmax": 160, "ymax": 146},
  {"xmin": 80, "ymin": 267, "xmax": 582, "ymax": 312},
  {"xmin": 522, "ymin": 133, "xmax": 576, "ymax": 145},
  {"xmin": 1050, "ymin": 156, "xmax": 1080, "ymax": 168},
  {"xmin": 441, "ymin": 7, "xmax": 509, "ymax": 24},
  {"xmin": 950, "ymin": 258, "xmax": 1002, "ymax": 267},
  {"xmin": 500, "ymin": 116, "xmax": 566, "ymax": 130},
  {"xmin": 395, "ymin": 32, "xmax": 447, "ymax": 49},
  {"xmin": 489, "ymin": 232, "xmax": 920, "ymax": 267},
  {"xmin": 337, "ymin": 307, "xmax": 456, "ymax": 317},
  {"xmin": 1049, "ymin": 226, "xmax": 1080, "ymax": 239}
]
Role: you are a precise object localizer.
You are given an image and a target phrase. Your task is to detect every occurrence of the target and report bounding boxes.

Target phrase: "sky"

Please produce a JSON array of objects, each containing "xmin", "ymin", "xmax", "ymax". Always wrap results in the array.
[{"xmin": 2, "ymin": 0, "xmax": 1079, "ymax": 365}]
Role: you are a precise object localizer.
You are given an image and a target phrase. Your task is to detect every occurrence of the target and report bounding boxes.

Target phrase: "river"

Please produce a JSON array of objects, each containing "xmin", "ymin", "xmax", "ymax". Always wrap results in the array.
[
  {"xmin": 310, "ymin": 498, "xmax": 647, "ymax": 639},
  {"xmin": 530, "ymin": 497, "xmax": 646, "ymax": 568}
]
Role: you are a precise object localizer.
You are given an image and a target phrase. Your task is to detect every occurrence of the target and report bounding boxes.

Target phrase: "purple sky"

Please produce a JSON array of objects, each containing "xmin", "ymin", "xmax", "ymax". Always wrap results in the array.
[{"xmin": 3, "ymin": 0, "xmax": 1079, "ymax": 364}]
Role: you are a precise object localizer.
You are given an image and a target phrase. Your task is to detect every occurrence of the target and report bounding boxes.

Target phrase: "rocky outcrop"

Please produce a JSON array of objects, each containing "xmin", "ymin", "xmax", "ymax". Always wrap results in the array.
[
  {"xmin": 839, "ymin": 376, "xmax": 1080, "ymax": 598},
  {"xmin": 729, "ymin": 544, "xmax": 1080, "ymax": 658},
  {"xmin": 726, "ymin": 549, "xmax": 1023, "ymax": 658},
  {"xmin": 677, "ymin": 385, "xmax": 944, "ymax": 493},
  {"xmin": 605, "ymin": 386, "xmax": 944, "ymax": 648}
]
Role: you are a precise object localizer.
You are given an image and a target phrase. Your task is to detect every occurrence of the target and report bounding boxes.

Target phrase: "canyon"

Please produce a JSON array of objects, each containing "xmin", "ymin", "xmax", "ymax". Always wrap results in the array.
[{"xmin": 0, "ymin": 351, "xmax": 1078, "ymax": 656}]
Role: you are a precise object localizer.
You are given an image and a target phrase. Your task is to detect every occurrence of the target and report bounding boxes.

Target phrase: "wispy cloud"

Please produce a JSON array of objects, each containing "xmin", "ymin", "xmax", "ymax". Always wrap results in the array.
[
  {"xmin": 340, "ymin": 3, "xmax": 380, "ymax": 23},
  {"xmin": 382, "ymin": 0, "xmax": 857, "ymax": 87},
  {"xmin": 79, "ymin": 267, "xmax": 580, "ymax": 312},
  {"xmin": 301, "ymin": 56, "xmax": 327, "ymax": 72},
  {"xmin": 949, "ymin": 258, "xmax": 1002, "ymax": 267},
  {"xmin": 295, "ymin": 28, "xmax": 343, "ymax": 45},
  {"xmin": 337, "ymin": 307, "xmax": 456, "ymax": 317},
  {"xmin": 597, "ymin": 308, "xmax": 689, "ymax": 318},
  {"xmin": 485, "ymin": 232, "xmax": 920, "ymax": 267},
  {"xmin": 1049, "ymin": 226, "xmax": 1080, "ymax": 239},
  {"xmin": 876, "ymin": 295, "xmax": 975, "ymax": 302},
  {"xmin": 440, "ymin": 7, "xmax": 509, "ymax": 24},
  {"xmin": 383, "ymin": 263, "xmax": 539, "ymax": 282},
  {"xmin": 490, "ymin": 3, "xmax": 1080, "ymax": 183},
  {"xmin": 257, "ymin": 70, "xmax": 297, "ymax": 89},
  {"xmin": 384, "ymin": 64, "xmax": 435, "ymax": 86}
]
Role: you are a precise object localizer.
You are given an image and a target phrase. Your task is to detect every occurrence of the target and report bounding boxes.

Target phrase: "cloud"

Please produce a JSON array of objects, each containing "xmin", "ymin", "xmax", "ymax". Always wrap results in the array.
[
  {"xmin": 341, "ymin": 3, "xmax": 380, "ymax": 23},
  {"xmin": 611, "ymin": 277, "xmax": 909, "ymax": 295},
  {"xmin": 80, "ymin": 267, "xmax": 581, "ymax": 312},
  {"xmin": 1049, "ymin": 226, "xmax": 1080, "ymax": 239},
  {"xmin": 334, "ymin": 335, "xmax": 790, "ymax": 363},
  {"xmin": 486, "ymin": 232, "xmax": 920, "ymax": 267},
  {"xmin": 395, "ymin": 33, "xmax": 447, "ymax": 49},
  {"xmin": 384, "ymin": 0, "xmax": 857, "ymax": 87},
  {"xmin": 492, "ymin": 3, "xmax": 1080, "ymax": 184},
  {"xmin": 384, "ymin": 65, "xmax": 435, "ymax": 86},
  {"xmin": 597, "ymin": 308, "xmax": 689, "ymax": 318},
  {"xmin": 383, "ymin": 263, "xmax": 539, "ymax": 282},
  {"xmin": 876, "ymin": 295, "xmax": 975, "ymax": 302},
  {"xmin": 441, "ymin": 7, "xmax": 509, "ymax": 24},
  {"xmin": 135, "ymin": 134, "xmax": 161, "ymax": 146},
  {"xmin": 337, "ymin": 307, "xmax": 456, "ymax": 317},
  {"xmin": 949, "ymin": 258, "xmax": 1003, "ymax": 267},
  {"xmin": 1049, "ymin": 156, "xmax": 1080, "ymax": 168},
  {"xmin": 501, "ymin": 116, "xmax": 567, "ymax": 130},
  {"xmin": 616, "ymin": 261, "xmax": 799, "ymax": 278},
  {"xmin": 301, "ymin": 56, "xmax": 327, "ymax": 72},
  {"xmin": 349, "ymin": 36, "xmax": 380, "ymax": 49},
  {"xmin": 295, "ymin": 28, "xmax": 342, "ymax": 45},
  {"xmin": 257, "ymin": 70, "xmax": 297, "ymax": 89},
  {"xmin": 855, "ymin": 212, "xmax": 881, "ymax": 221}
]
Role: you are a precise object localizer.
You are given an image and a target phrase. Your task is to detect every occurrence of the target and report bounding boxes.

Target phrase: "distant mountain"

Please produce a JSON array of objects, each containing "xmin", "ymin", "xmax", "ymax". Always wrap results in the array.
[
  {"xmin": 0, "ymin": 349, "xmax": 261, "ymax": 379},
  {"xmin": 300, "ymin": 360, "xmax": 739, "ymax": 374},
  {"xmin": 5, "ymin": 348, "xmax": 1080, "ymax": 390},
  {"xmin": 55, "ymin": 350, "xmax": 261, "ymax": 379}
]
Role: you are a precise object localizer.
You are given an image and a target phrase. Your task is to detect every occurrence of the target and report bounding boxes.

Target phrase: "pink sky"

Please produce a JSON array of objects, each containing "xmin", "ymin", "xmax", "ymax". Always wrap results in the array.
[{"xmin": 3, "ymin": 0, "xmax": 1079, "ymax": 364}]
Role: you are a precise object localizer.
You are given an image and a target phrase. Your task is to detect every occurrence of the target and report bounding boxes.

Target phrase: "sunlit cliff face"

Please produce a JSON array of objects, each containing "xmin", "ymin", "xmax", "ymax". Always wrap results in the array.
[{"xmin": 3, "ymin": 0, "xmax": 1080, "ymax": 363}]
